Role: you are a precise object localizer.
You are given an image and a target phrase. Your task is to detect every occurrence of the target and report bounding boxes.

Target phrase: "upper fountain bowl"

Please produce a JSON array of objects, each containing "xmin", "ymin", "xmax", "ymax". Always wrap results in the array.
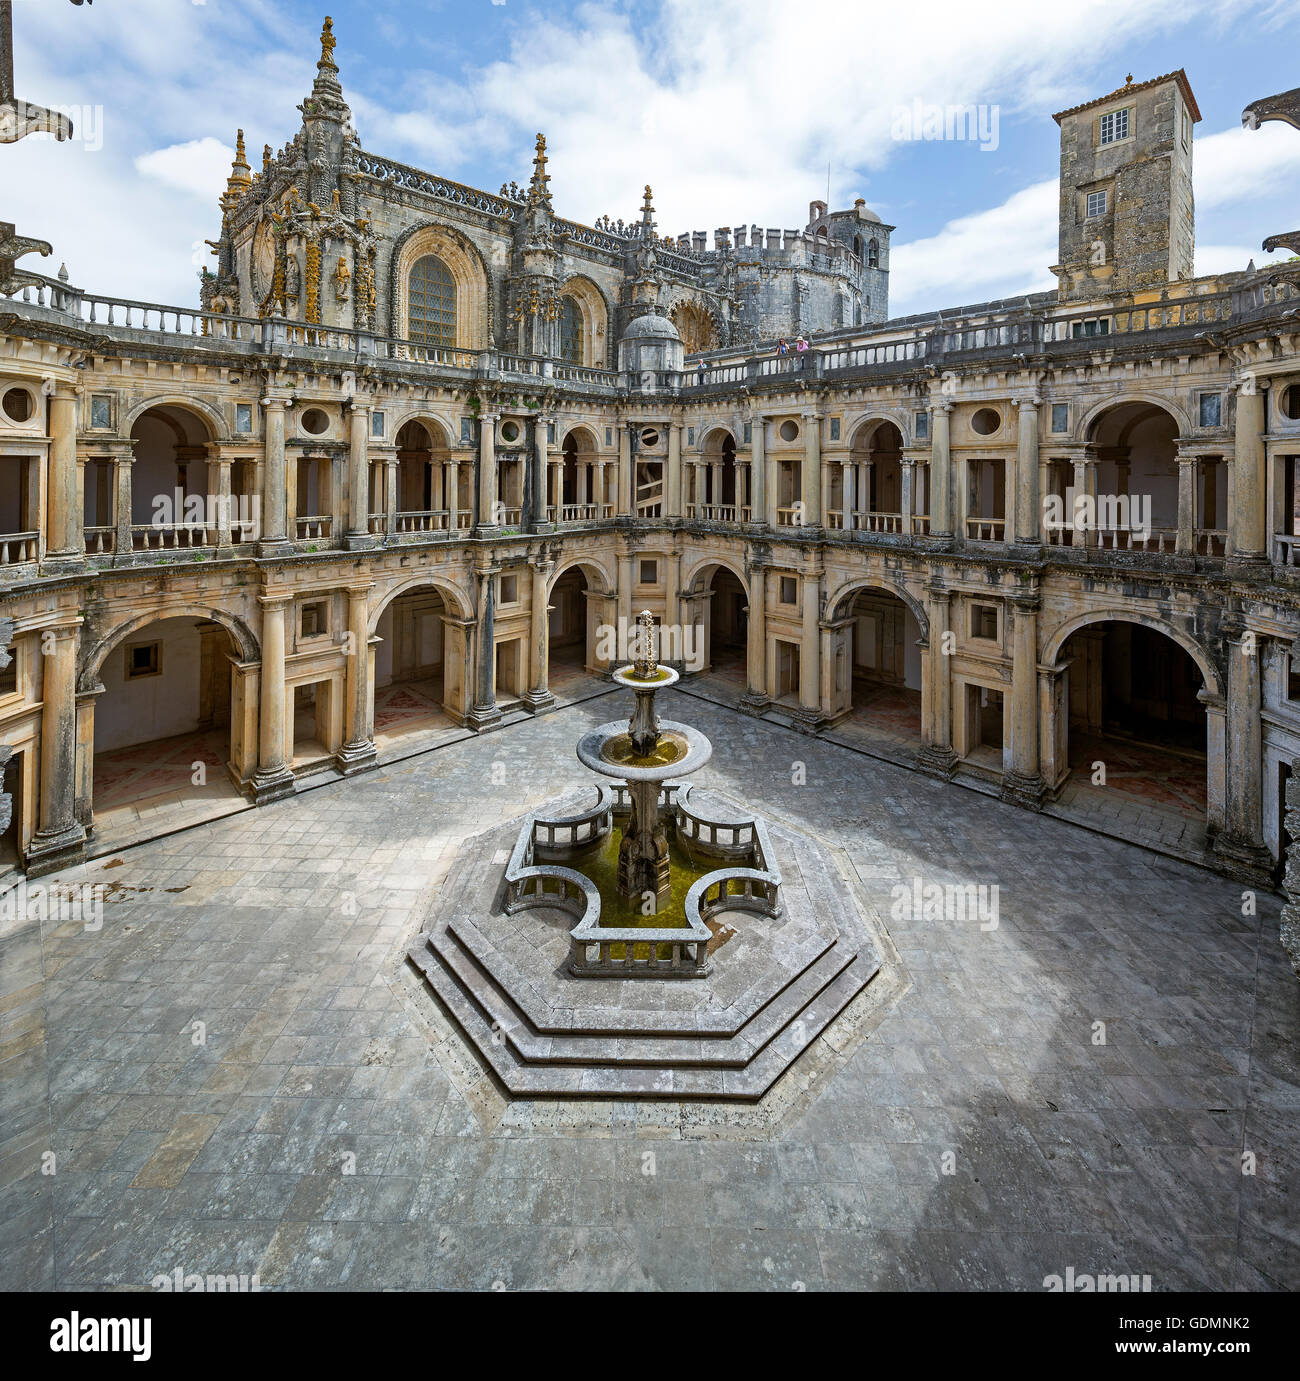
[{"xmin": 611, "ymin": 663, "xmax": 680, "ymax": 692}]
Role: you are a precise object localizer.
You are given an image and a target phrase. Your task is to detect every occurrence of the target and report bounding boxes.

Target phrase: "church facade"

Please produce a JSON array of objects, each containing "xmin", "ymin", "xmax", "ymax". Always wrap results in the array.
[{"xmin": 2, "ymin": 22, "xmax": 1299, "ymax": 954}]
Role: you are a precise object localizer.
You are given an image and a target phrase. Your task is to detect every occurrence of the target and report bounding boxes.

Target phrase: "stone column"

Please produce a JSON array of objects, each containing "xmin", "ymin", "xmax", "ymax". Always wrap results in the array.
[
  {"xmin": 667, "ymin": 421, "xmax": 683, "ymax": 518},
  {"xmin": 1001, "ymin": 596, "xmax": 1044, "ymax": 805},
  {"xmin": 530, "ymin": 415, "xmax": 550, "ymax": 533},
  {"xmin": 1230, "ymin": 381, "xmax": 1267, "ymax": 560},
  {"xmin": 346, "ymin": 399, "xmax": 373, "ymax": 549},
  {"xmin": 251, "ymin": 594, "xmax": 295, "ymax": 802},
  {"xmin": 25, "ymin": 623, "xmax": 86, "ymax": 876},
  {"xmin": 46, "ymin": 387, "xmax": 82, "ymax": 564},
  {"xmin": 800, "ymin": 411, "xmax": 821, "ymax": 527},
  {"xmin": 917, "ymin": 585, "xmax": 957, "ymax": 776},
  {"xmin": 741, "ymin": 562, "xmax": 767, "ymax": 707},
  {"xmin": 1176, "ymin": 450, "xmax": 1198, "ymax": 556},
  {"xmin": 1014, "ymin": 397, "xmax": 1040, "ymax": 545},
  {"xmin": 900, "ymin": 457, "xmax": 915, "ymax": 536},
  {"xmin": 751, "ymin": 413, "xmax": 769, "ymax": 527},
  {"xmin": 523, "ymin": 560, "xmax": 557, "ymax": 712},
  {"xmin": 113, "ymin": 450, "xmax": 134, "ymax": 560},
  {"xmin": 617, "ymin": 423, "xmax": 632, "ymax": 515},
  {"xmin": 798, "ymin": 568, "xmax": 821, "ymax": 717},
  {"xmin": 616, "ymin": 551, "xmax": 634, "ymax": 658},
  {"xmin": 337, "ymin": 583, "xmax": 377, "ymax": 775},
  {"xmin": 208, "ymin": 447, "xmax": 233, "ymax": 551},
  {"xmin": 1213, "ymin": 628, "xmax": 1272, "ymax": 883},
  {"xmin": 446, "ymin": 459, "xmax": 460, "ymax": 533},
  {"xmin": 476, "ymin": 413, "xmax": 499, "ymax": 534},
  {"xmin": 466, "ymin": 564, "xmax": 502, "ymax": 730},
  {"xmin": 1073, "ymin": 448, "xmax": 1099, "ymax": 549},
  {"xmin": 929, "ymin": 399, "xmax": 952, "ymax": 538},
  {"xmin": 259, "ymin": 398, "xmax": 290, "ymax": 554}
]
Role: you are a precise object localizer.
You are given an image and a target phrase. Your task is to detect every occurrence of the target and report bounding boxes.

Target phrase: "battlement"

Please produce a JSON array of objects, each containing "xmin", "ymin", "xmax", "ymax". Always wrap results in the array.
[{"xmin": 666, "ymin": 225, "xmax": 868, "ymax": 271}]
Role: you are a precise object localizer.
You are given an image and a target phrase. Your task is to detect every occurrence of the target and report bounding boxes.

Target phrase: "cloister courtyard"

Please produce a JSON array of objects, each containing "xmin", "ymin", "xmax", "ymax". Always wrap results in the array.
[{"xmin": 1, "ymin": 686, "xmax": 1295, "ymax": 1292}]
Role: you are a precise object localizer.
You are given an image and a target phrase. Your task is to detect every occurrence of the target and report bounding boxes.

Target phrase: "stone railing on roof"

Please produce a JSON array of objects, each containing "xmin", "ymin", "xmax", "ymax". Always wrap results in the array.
[{"xmin": 355, "ymin": 153, "xmax": 519, "ymax": 220}]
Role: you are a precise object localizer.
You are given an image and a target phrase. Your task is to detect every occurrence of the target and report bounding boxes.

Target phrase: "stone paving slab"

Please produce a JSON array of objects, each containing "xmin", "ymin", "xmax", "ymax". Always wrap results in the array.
[{"xmin": 1, "ymin": 690, "xmax": 1296, "ymax": 1291}]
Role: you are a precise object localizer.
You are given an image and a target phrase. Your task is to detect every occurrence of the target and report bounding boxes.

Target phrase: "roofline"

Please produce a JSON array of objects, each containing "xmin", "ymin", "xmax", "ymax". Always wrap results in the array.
[{"xmin": 1053, "ymin": 69, "xmax": 1202, "ymax": 126}]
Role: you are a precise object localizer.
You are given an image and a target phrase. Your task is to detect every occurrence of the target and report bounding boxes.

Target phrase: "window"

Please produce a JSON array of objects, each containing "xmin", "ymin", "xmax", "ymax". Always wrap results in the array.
[
  {"xmin": 235, "ymin": 402, "xmax": 253, "ymax": 433},
  {"xmin": 867, "ymin": 238, "xmax": 879, "ymax": 268},
  {"xmin": 1182, "ymin": 110, "xmax": 1191, "ymax": 150},
  {"xmin": 779, "ymin": 576, "xmax": 798, "ymax": 605},
  {"xmin": 300, "ymin": 408, "xmax": 329, "ymax": 436},
  {"xmin": 743, "ymin": 422, "xmax": 752, "ymax": 445},
  {"xmin": 778, "ymin": 420, "xmax": 799, "ymax": 442},
  {"xmin": 1199, "ymin": 393, "xmax": 1222, "ymax": 428},
  {"xmin": 547, "ymin": 423, "xmax": 556, "ymax": 445},
  {"xmin": 408, "ymin": 254, "xmax": 456, "ymax": 348},
  {"xmin": 1289, "ymin": 656, "xmax": 1300, "ymax": 703},
  {"xmin": 500, "ymin": 419, "xmax": 521, "ymax": 444},
  {"xmin": 687, "ymin": 427, "xmax": 695, "ymax": 446},
  {"xmin": 915, "ymin": 411, "xmax": 929, "ymax": 441},
  {"xmin": 1086, "ymin": 190, "xmax": 1107, "ymax": 218},
  {"xmin": 0, "ymin": 647, "xmax": 17, "ymax": 697},
  {"xmin": 90, "ymin": 395, "xmax": 113, "ymax": 429},
  {"xmin": 125, "ymin": 641, "xmax": 161, "ymax": 680},
  {"xmin": 1099, "ymin": 108, "xmax": 1129, "ymax": 145},
  {"xmin": 1051, "ymin": 403, "xmax": 1069, "ymax": 433},
  {"xmin": 1282, "ymin": 385, "xmax": 1300, "ymax": 421},
  {"xmin": 605, "ymin": 427, "xmax": 613, "ymax": 446},
  {"xmin": 640, "ymin": 427, "xmax": 660, "ymax": 449},
  {"xmin": 970, "ymin": 604, "xmax": 999, "ymax": 642},
  {"xmin": 829, "ymin": 417, "xmax": 841, "ymax": 441},
  {"xmin": 1, "ymin": 388, "xmax": 33, "ymax": 423},
  {"xmin": 499, "ymin": 574, "xmax": 519, "ymax": 604},
  {"xmin": 559, "ymin": 296, "xmax": 583, "ymax": 364},
  {"xmin": 300, "ymin": 602, "xmax": 327, "ymax": 638},
  {"xmin": 971, "ymin": 407, "xmax": 1001, "ymax": 436},
  {"xmin": 1071, "ymin": 317, "xmax": 1111, "ymax": 339},
  {"xmin": 639, "ymin": 560, "xmax": 658, "ymax": 586},
  {"xmin": 372, "ymin": 411, "xmax": 386, "ymax": 438}
]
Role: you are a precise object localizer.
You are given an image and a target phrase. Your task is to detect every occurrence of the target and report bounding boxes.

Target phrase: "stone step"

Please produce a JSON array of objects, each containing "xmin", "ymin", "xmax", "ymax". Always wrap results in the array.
[{"xmin": 428, "ymin": 923, "xmax": 860, "ymax": 1069}]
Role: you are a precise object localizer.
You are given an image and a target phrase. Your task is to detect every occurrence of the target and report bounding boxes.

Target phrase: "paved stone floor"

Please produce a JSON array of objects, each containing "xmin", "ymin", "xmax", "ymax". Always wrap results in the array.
[{"xmin": 1, "ymin": 688, "xmax": 1297, "ymax": 1291}]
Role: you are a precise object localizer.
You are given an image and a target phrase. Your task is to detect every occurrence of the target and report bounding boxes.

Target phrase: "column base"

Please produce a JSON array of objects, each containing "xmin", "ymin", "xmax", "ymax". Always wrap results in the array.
[
  {"xmin": 1006, "ymin": 541, "xmax": 1043, "ymax": 560},
  {"xmin": 790, "ymin": 703, "xmax": 825, "ymax": 732},
  {"xmin": 472, "ymin": 524, "xmax": 500, "ymax": 539},
  {"xmin": 1212, "ymin": 832, "xmax": 1275, "ymax": 888},
  {"xmin": 1000, "ymin": 770, "xmax": 1047, "ymax": 808},
  {"xmin": 24, "ymin": 822, "xmax": 87, "ymax": 878},
  {"xmin": 465, "ymin": 702, "xmax": 503, "ymax": 731},
  {"xmin": 915, "ymin": 744, "xmax": 959, "ymax": 779},
  {"xmin": 249, "ymin": 765, "xmax": 296, "ymax": 804},
  {"xmin": 335, "ymin": 740, "xmax": 378, "ymax": 776},
  {"xmin": 913, "ymin": 532, "xmax": 955, "ymax": 553},
  {"xmin": 529, "ymin": 521, "xmax": 556, "ymax": 536},
  {"xmin": 40, "ymin": 552, "xmax": 87, "ymax": 576},
  {"xmin": 1280, "ymin": 902, "xmax": 1300, "ymax": 984},
  {"xmin": 258, "ymin": 538, "xmax": 293, "ymax": 558},
  {"xmin": 738, "ymin": 692, "xmax": 769, "ymax": 717},
  {"xmin": 344, "ymin": 532, "xmax": 377, "ymax": 551},
  {"xmin": 522, "ymin": 688, "xmax": 557, "ymax": 714},
  {"xmin": 1225, "ymin": 554, "xmax": 1271, "ymax": 578}
]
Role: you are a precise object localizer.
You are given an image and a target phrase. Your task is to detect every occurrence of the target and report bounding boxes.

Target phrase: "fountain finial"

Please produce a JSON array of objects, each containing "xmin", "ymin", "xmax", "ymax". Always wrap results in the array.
[{"xmin": 633, "ymin": 609, "xmax": 657, "ymax": 679}]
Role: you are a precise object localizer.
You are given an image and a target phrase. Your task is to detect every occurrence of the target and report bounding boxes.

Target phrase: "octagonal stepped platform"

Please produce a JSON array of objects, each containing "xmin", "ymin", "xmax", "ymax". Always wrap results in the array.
[{"xmin": 406, "ymin": 792, "xmax": 884, "ymax": 1101}]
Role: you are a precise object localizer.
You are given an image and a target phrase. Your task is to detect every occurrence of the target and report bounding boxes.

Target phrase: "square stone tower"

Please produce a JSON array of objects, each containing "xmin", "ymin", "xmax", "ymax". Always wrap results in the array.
[{"xmin": 1051, "ymin": 70, "xmax": 1199, "ymax": 301}]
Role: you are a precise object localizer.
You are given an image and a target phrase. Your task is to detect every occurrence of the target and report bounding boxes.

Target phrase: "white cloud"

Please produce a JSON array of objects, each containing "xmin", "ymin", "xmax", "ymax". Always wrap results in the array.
[{"xmin": 135, "ymin": 137, "xmax": 234, "ymax": 202}]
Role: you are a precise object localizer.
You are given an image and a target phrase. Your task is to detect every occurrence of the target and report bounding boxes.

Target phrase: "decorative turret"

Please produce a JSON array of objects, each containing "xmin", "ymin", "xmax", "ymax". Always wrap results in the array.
[
  {"xmin": 526, "ymin": 132, "xmax": 553, "ymax": 210},
  {"xmin": 298, "ymin": 15, "xmax": 353, "ymax": 208},
  {"xmin": 510, "ymin": 131, "xmax": 561, "ymax": 355},
  {"xmin": 223, "ymin": 130, "xmax": 252, "ymax": 205},
  {"xmin": 639, "ymin": 184, "xmax": 656, "ymax": 238}
]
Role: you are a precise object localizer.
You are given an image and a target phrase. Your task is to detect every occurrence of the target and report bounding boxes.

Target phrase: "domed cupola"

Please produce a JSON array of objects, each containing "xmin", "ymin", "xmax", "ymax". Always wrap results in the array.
[{"xmin": 617, "ymin": 305, "xmax": 684, "ymax": 381}]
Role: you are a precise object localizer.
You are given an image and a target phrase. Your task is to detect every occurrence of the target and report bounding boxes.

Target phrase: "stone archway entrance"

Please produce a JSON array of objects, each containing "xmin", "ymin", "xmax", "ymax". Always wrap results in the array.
[
  {"xmin": 373, "ymin": 584, "xmax": 462, "ymax": 750},
  {"xmin": 707, "ymin": 567, "xmax": 747, "ymax": 683},
  {"xmin": 839, "ymin": 588, "xmax": 923, "ymax": 751},
  {"xmin": 549, "ymin": 565, "xmax": 592, "ymax": 687}
]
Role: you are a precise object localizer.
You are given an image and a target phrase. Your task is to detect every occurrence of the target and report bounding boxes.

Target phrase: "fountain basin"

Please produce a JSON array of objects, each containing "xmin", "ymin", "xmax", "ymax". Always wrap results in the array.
[{"xmin": 576, "ymin": 720, "xmax": 712, "ymax": 782}]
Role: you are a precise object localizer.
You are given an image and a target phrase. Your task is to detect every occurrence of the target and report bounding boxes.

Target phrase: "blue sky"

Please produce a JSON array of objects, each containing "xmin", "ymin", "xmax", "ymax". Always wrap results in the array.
[{"xmin": 6, "ymin": 0, "xmax": 1300, "ymax": 317}]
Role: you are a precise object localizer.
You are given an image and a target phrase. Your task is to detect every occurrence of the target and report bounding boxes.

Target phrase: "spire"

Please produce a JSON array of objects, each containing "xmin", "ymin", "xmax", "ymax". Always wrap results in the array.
[
  {"xmin": 640, "ymin": 185, "xmax": 655, "ymax": 236},
  {"xmin": 301, "ymin": 13, "xmax": 349, "ymax": 121},
  {"xmin": 527, "ymin": 133, "xmax": 552, "ymax": 208},
  {"xmin": 319, "ymin": 16, "xmax": 339, "ymax": 74},
  {"xmin": 262, "ymin": 142, "xmax": 272, "ymax": 178},
  {"xmin": 222, "ymin": 130, "xmax": 252, "ymax": 209}
]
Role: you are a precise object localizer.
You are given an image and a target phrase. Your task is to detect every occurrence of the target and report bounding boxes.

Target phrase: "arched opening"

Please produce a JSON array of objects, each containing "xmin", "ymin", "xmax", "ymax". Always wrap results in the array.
[
  {"xmin": 373, "ymin": 584, "xmax": 461, "ymax": 750},
  {"xmin": 393, "ymin": 419, "xmax": 453, "ymax": 533},
  {"xmin": 126, "ymin": 405, "xmax": 227, "ymax": 554},
  {"xmin": 841, "ymin": 420, "xmax": 904, "ymax": 533},
  {"xmin": 89, "ymin": 616, "xmax": 245, "ymax": 842},
  {"xmin": 559, "ymin": 428, "xmax": 601, "ymax": 522},
  {"xmin": 695, "ymin": 430, "xmax": 739, "ymax": 520},
  {"xmin": 853, "ymin": 234, "xmax": 863, "ymax": 260},
  {"xmin": 673, "ymin": 301, "xmax": 719, "ymax": 355},
  {"xmin": 408, "ymin": 254, "xmax": 456, "ymax": 348},
  {"xmin": 559, "ymin": 296, "xmax": 583, "ymax": 365},
  {"xmin": 686, "ymin": 563, "xmax": 748, "ymax": 684},
  {"xmin": 1056, "ymin": 619, "xmax": 1208, "ymax": 832},
  {"xmin": 841, "ymin": 588, "xmax": 923, "ymax": 751},
  {"xmin": 549, "ymin": 566, "xmax": 593, "ymax": 686},
  {"xmin": 866, "ymin": 238, "xmax": 879, "ymax": 268}
]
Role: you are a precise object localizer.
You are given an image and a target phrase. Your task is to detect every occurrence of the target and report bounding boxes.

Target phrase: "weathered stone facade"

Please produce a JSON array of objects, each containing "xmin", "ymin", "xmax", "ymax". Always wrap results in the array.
[{"xmin": 2, "ymin": 40, "xmax": 1300, "ymax": 985}]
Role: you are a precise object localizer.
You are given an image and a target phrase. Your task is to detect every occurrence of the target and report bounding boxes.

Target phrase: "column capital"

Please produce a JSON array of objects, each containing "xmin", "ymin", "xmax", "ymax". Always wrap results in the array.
[
  {"xmin": 1014, "ymin": 395, "xmax": 1041, "ymax": 411},
  {"xmin": 258, "ymin": 591, "xmax": 294, "ymax": 609},
  {"xmin": 929, "ymin": 396, "xmax": 954, "ymax": 414},
  {"xmin": 260, "ymin": 395, "xmax": 291, "ymax": 411}
]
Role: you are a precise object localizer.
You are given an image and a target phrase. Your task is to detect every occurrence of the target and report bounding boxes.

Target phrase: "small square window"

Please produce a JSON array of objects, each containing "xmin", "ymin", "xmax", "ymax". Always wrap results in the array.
[
  {"xmin": 779, "ymin": 576, "xmax": 798, "ymax": 605},
  {"xmin": 829, "ymin": 417, "xmax": 841, "ymax": 441},
  {"xmin": 372, "ymin": 410, "xmax": 386, "ymax": 439},
  {"xmin": 0, "ymin": 647, "xmax": 17, "ymax": 697},
  {"xmin": 499, "ymin": 574, "xmax": 519, "ymax": 604},
  {"xmin": 639, "ymin": 560, "xmax": 658, "ymax": 586},
  {"xmin": 1199, "ymin": 393, "xmax": 1222, "ymax": 428},
  {"xmin": 300, "ymin": 602, "xmax": 327, "ymax": 638},
  {"xmin": 1086, "ymin": 190, "xmax": 1107, "ymax": 218},
  {"xmin": 1099, "ymin": 108, "xmax": 1129, "ymax": 145},
  {"xmin": 90, "ymin": 395, "xmax": 113, "ymax": 429},
  {"xmin": 1051, "ymin": 403, "xmax": 1069, "ymax": 433},
  {"xmin": 915, "ymin": 411, "xmax": 929, "ymax": 441},
  {"xmin": 125, "ymin": 641, "xmax": 161, "ymax": 680},
  {"xmin": 970, "ymin": 604, "xmax": 998, "ymax": 641}
]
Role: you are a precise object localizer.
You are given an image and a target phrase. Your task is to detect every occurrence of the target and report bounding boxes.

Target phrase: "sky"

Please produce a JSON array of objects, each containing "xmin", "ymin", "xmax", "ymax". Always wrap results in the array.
[{"xmin": 5, "ymin": 0, "xmax": 1300, "ymax": 319}]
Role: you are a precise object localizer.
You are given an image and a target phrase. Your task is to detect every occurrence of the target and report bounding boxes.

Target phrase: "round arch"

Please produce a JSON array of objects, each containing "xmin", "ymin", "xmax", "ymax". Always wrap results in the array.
[
  {"xmin": 549, "ymin": 554, "xmax": 615, "ymax": 600},
  {"xmin": 846, "ymin": 411, "xmax": 910, "ymax": 449},
  {"xmin": 79, "ymin": 606, "xmax": 259, "ymax": 692},
  {"xmin": 1041, "ymin": 608, "xmax": 1223, "ymax": 698},
  {"xmin": 123, "ymin": 395, "xmax": 227, "ymax": 443},
  {"xmin": 368, "ymin": 573, "xmax": 473, "ymax": 633},
  {"xmin": 561, "ymin": 424, "xmax": 601, "ymax": 453},
  {"xmin": 1079, "ymin": 393, "xmax": 1192, "ymax": 442},
  {"xmin": 389, "ymin": 222, "xmax": 491, "ymax": 350},
  {"xmin": 389, "ymin": 409, "xmax": 456, "ymax": 449},
  {"xmin": 557, "ymin": 276, "xmax": 611, "ymax": 368},
  {"xmin": 682, "ymin": 552, "xmax": 748, "ymax": 595},
  {"xmin": 826, "ymin": 576, "xmax": 930, "ymax": 643},
  {"xmin": 700, "ymin": 424, "xmax": 737, "ymax": 453}
]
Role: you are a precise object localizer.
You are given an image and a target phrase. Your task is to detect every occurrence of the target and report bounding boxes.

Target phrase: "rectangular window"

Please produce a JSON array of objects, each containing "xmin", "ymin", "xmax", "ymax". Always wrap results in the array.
[
  {"xmin": 829, "ymin": 417, "xmax": 841, "ymax": 441},
  {"xmin": 0, "ymin": 646, "xmax": 17, "ymax": 697},
  {"xmin": 125, "ymin": 641, "xmax": 161, "ymax": 680},
  {"xmin": 970, "ymin": 604, "xmax": 999, "ymax": 642},
  {"xmin": 235, "ymin": 402, "xmax": 253, "ymax": 434},
  {"xmin": 371, "ymin": 411, "xmax": 385, "ymax": 438},
  {"xmin": 687, "ymin": 427, "xmax": 695, "ymax": 446},
  {"xmin": 300, "ymin": 602, "xmax": 327, "ymax": 639},
  {"xmin": 547, "ymin": 423, "xmax": 556, "ymax": 445},
  {"xmin": 605, "ymin": 427, "xmax": 613, "ymax": 447},
  {"xmin": 1182, "ymin": 110, "xmax": 1191, "ymax": 150},
  {"xmin": 1051, "ymin": 403, "xmax": 1069, "ymax": 433},
  {"xmin": 1071, "ymin": 318, "xmax": 1111, "ymax": 339},
  {"xmin": 1289, "ymin": 657, "xmax": 1300, "ymax": 703},
  {"xmin": 499, "ymin": 574, "xmax": 519, "ymax": 604},
  {"xmin": 743, "ymin": 422, "xmax": 752, "ymax": 445},
  {"xmin": 1199, "ymin": 393, "xmax": 1222, "ymax": 428},
  {"xmin": 639, "ymin": 560, "xmax": 658, "ymax": 586},
  {"xmin": 779, "ymin": 576, "xmax": 798, "ymax": 605},
  {"xmin": 915, "ymin": 411, "xmax": 929, "ymax": 440},
  {"xmin": 460, "ymin": 417, "xmax": 472, "ymax": 443},
  {"xmin": 90, "ymin": 395, "xmax": 113, "ymax": 429},
  {"xmin": 1086, "ymin": 190, "xmax": 1107, "ymax": 218},
  {"xmin": 1099, "ymin": 108, "xmax": 1129, "ymax": 145}
]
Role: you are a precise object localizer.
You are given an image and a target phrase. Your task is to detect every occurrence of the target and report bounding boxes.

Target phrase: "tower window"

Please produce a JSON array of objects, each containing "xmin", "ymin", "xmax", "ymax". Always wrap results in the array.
[
  {"xmin": 408, "ymin": 254, "xmax": 456, "ymax": 348},
  {"xmin": 1098, "ymin": 108, "xmax": 1129, "ymax": 145},
  {"xmin": 559, "ymin": 295, "xmax": 583, "ymax": 365},
  {"xmin": 1086, "ymin": 190, "xmax": 1107, "ymax": 218},
  {"xmin": 866, "ymin": 238, "xmax": 879, "ymax": 268}
]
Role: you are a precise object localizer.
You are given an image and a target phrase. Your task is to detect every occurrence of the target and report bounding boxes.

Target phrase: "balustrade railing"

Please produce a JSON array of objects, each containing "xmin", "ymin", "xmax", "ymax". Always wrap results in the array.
[
  {"xmin": 131, "ymin": 523, "xmax": 206, "ymax": 551},
  {"xmin": 83, "ymin": 525, "xmax": 115, "ymax": 555},
  {"xmin": 0, "ymin": 532, "xmax": 39, "ymax": 565},
  {"xmin": 965, "ymin": 517, "xmax": 1006, "ymax": 542},
  {"xmin": 1274, "ymin": 533, "xmax": 1300, "ymax": 567},
  {"xmin": 294, "ymin": 515, "xmax": 331, "ymax": 540}
]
